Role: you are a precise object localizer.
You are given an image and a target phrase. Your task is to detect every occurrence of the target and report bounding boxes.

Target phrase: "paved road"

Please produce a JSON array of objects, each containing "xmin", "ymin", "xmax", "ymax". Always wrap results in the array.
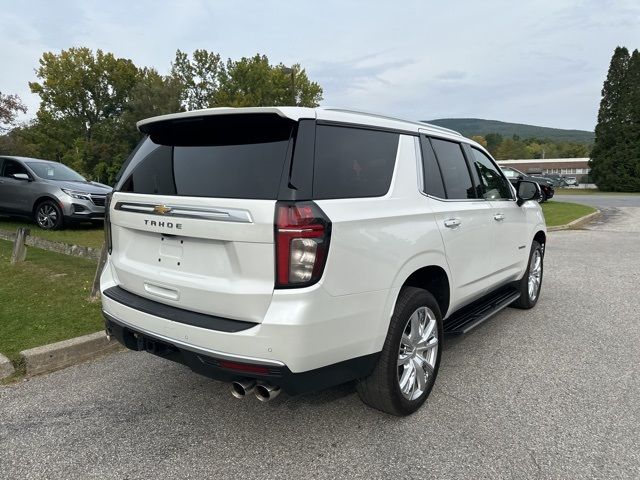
[
  {"xmin": 553, "ymin": 193, "xmax": 640, "ymax": 208},
  {"xmin": 554, "ymin": 194, "xmax": 640, "ymax": 233},
  {"xmin": 2, "ymin": 214, "xmax": 640, "ymax": 479}
]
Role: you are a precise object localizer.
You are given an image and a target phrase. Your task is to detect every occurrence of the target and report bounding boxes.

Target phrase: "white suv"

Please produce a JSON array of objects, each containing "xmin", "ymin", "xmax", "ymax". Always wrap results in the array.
[{"xmin": 101, "ymin": 107, "xmax": 546, "ymax": 415}]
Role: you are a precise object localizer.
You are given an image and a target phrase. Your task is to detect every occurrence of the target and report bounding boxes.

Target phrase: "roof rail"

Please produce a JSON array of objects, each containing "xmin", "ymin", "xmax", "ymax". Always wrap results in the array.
[
  {"xmin": 320, "ymin": 107, "xmax": 462, "ymax": 136},
  {"xmin": 417, "ymin": 121, "xmax": 463, "ymax": 137}
]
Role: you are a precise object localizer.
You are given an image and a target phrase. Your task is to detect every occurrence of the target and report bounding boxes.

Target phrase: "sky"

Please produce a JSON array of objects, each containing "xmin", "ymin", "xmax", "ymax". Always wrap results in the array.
[{"xmin": 1, "ymin": 0, "xmax": 639, "ymax": 131}]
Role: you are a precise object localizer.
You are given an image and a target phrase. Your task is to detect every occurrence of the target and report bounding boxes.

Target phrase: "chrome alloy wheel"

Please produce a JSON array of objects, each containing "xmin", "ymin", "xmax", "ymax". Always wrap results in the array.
[
  {"xmin": 37, "ymin": 204, "xmax": 58, "ymax": 229},
  {"xmin": 528, "ymin": 248, "xmax": 542, "ymax": 301},
  {"xmin": 397, "ymin": 306, "xmax": 439, "ymax": 401}
]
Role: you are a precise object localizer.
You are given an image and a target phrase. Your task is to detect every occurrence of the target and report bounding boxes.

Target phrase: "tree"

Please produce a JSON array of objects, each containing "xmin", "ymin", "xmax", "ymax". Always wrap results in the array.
[
  {"xmin": 484, "ymin": 133, "xmax": 503, "ymax": 155},
  {"xmin": 616, "ymin": 49, "xmax": 640, "ymax": 191},
  {"xmin": 28, "ymin": 48, "xmax": 141, "ymax": 181},
  {"xmin": 0, "ymin": 91, "xmax": 27, "ymax": 131},
  {"xmin": 470, "ymin": 135, "xmax": 487, "ymax": 147},
  {"xmin": 171, "ymin": 49, "xmax": 222, "ymax": 110},
  {"xmin": 494, "ymin": 136, "xmax": 528, "ymax": 160},
  {"xmin": 590, "ymin": 47, "xmax": 633, "ymax": 190},
  {"xmin": 171, "ymin": 50, "xmax": 323, "ymax": 110},
  {"xmin": 218, "ymin": 55, "xmax": 322, "ymax": 107}
]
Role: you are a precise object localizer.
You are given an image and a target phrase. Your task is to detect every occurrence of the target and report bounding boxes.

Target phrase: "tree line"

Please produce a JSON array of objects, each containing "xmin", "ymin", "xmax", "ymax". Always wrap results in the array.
[
  {"xmin": 469, "ymin": 133, "xmax": 590, "ymax": 160},
  {"xmin": 0, "ymin": 47, "xmax": 323, "ymax": 184},
  {"xmin": 590, "ymin": 46, "xmax": 640, "ymax": 191}
]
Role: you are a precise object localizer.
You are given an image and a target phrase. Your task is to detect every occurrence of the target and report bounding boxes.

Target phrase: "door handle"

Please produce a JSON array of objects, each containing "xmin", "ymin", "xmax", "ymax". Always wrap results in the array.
[
  {"xmin": 444, "ymin": 218, "xmax": 461, "ymax": 228},
  {"xmin": 493, "ymin": 213, "xmax": 505, "ymax": 222}
]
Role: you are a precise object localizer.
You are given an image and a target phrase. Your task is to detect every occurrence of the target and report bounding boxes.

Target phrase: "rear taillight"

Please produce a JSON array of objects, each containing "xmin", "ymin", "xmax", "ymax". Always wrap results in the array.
[
  {"xmin": 105, "ymin": 192, "xmax": 113, "ymax": 254},
  {"xmin": 275, "ymin": 202, "xmax": 331, "ymax": 288}
]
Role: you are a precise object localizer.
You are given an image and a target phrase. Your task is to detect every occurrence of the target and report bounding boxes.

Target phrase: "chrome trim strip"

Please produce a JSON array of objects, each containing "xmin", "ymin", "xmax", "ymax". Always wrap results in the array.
[
  {"xmin": 114, "ymin": 202, "xmax": 253, "ymax": 223},
  {"xmin": 103, "ymin": 310, "xmax": 286, "ymax": 367}
]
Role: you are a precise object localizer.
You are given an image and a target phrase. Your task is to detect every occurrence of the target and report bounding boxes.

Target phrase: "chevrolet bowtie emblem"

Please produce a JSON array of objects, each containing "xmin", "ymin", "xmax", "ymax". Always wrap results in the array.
[{"xmin": 153, "ymin": 205, "xmax": 172, "ymax": 215}]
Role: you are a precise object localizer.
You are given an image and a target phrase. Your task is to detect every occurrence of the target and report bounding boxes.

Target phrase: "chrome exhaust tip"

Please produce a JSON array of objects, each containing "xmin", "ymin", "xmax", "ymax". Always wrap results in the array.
[
  {"xmin": 254, "ymin": 383, "xmax": 281, "ymax": 402},
  {"xmin": 230, "ymin": 379, "xmax": 257, "ymax": 399}
]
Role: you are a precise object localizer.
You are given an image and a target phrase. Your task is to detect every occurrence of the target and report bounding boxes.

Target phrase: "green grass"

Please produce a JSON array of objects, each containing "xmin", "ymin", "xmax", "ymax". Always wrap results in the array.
[
  {"xmin": 0, "ymin": 217, "xmax": 105, "ymax": 249},
  {"xmin": 0, "ymin": 239, "xmax": 102, "ymax": 367},
  {"xmin": 554, "ymin": 188, "xmax": 640, "ymax": 195},
  {"xmin": 541, "ymin": 201, "xmax": 596, "ymax": 227}
]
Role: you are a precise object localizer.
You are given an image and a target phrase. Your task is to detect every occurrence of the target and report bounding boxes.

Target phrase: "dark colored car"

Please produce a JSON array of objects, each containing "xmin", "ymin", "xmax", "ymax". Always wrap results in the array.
[{"xmin": 501, "ymin": 167, "xmax": 554, "ymax": 202}]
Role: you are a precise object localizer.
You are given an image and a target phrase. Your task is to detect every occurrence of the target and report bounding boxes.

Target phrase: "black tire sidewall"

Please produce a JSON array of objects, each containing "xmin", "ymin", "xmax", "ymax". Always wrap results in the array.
[
  {"xmin": 520, "ymin": 240, "xmax": 544, "ymax": 308},
  {"xmin": 386, "ymin": 288, "xmax": 444, "ymax": 415},
  {"xmin": 35, "ymin": 200, "xmax": 63, "ymax": 230}
]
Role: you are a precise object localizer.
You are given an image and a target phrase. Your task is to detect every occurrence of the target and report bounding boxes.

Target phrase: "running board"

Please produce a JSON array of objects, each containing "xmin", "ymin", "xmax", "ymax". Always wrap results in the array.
[{"xmin": 443, "ymin": 288, "xmax": 520, "ymax": 335}]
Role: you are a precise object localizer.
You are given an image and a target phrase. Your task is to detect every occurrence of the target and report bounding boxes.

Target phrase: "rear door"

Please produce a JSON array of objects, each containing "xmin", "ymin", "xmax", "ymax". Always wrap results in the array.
[
  {"xmin": 421, "ymin": 136, "xmax": 495, "ymax": 309},
  {"xmin": 109, "ymin": 113, "xmax": 296, "ymax": 323}
]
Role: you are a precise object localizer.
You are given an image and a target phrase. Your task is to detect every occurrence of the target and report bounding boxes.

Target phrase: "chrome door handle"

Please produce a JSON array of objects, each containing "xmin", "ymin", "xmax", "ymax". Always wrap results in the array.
[
  {"xmin": 444, "ymin": 218, "xmax": 461, "ymax": 228},
  {"xmin": 493, "ymin": 213, "xmax": 505, "ymax": 222}
]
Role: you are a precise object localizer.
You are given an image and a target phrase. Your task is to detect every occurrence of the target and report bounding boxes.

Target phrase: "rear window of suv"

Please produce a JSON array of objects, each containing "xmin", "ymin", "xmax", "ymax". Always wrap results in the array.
[
  {"xmin": 312, "ymin": 125, "xmax": 399, "ymax": 199},
  {"xmin": 116, "ymin": 114, "xmax": 294, "ymax": 199}
]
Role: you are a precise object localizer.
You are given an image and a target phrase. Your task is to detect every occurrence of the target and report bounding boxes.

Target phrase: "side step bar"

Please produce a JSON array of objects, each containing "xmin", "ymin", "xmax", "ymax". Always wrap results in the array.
[{"xmin": 443, "ymin": 288, "xmax": 521, "ymax": 335}]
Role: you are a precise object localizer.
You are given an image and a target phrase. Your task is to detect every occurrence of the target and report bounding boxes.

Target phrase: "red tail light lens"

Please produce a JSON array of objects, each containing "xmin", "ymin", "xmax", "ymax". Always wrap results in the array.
[{"xmin": 275, "ymin": 202, "xmax": 331, "ymax": 288}]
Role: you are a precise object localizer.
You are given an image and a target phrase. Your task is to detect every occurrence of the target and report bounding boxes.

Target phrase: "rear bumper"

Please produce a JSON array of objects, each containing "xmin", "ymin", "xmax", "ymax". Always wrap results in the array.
[
  {"xmin": 104, "ymin": 311, "xmax": 378, "ymax": 395},
  {"xmin": 100, "ymin": 256, "xmax": 391, "ymax": 376}
]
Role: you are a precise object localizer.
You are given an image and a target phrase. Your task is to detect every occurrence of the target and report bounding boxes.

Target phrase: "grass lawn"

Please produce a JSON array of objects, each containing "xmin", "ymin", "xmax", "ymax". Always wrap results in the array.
[
  {"xmin": 554, "ymin": 188, "xmax": 640, "ymax": 195},
  {"xmin": 0, "ymin": 216, "xmax": 105, "ymax": 249},
  {"xmin": 541, "ymin": 201, "xmax": 596, "ymax": 227},
  {"xmin": 0, "ymin": 239, "xmax": 102, "ymax": 368}
]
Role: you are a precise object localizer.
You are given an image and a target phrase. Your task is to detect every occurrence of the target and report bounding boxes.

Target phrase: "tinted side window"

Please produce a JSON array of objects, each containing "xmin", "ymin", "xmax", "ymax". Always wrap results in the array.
[
  {"xmin": 2, "ymin": 160, "xmax": 29, "ymax": 178},
  {"xmin": 420, "ymin": 136, "xmax": 446, "ymax": 198},
  {"xmin": 313, "ymin": 125, "xmax": 399, "ymax": 199},
  {"xmin": 470, "ymin": 148, "xmax": 513, "ymax": 200},
  {"xmin": 430, "ymin": 138, "xmax": 475, "ymax": 199}
]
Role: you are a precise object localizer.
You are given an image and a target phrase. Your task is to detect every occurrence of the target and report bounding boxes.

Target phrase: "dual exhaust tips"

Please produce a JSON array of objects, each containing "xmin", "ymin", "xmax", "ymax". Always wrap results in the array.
[{"xmin": 230, "ymin": 379, "xmax": 281, "ymax": 402}]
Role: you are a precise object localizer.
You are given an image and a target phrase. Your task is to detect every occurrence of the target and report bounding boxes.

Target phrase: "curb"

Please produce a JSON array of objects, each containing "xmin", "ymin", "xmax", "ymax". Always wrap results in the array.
[
  {"xmin": 547, "ymin": 209, "xmax": 601, "ymax": 232},
  {"xmin": 0, "ymin": 353, "xmax": 15, "ymax": 380},
  {"xmin": 19, "ymin": 331, "xmax": 123, "ymax": 376}
]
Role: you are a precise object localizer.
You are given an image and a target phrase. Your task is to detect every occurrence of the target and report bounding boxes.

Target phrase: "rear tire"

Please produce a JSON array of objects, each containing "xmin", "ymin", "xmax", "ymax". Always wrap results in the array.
[
  {"xmin": 34, "ymin": 200, "xmax": 64, "ymax": 230},
  {"xmin": 512, "ymin": 240, "xmax": 543, "ymax": 309},
  {"xmin": 356, "ymin": 287, "xmax": 443, "ymax": 416}
]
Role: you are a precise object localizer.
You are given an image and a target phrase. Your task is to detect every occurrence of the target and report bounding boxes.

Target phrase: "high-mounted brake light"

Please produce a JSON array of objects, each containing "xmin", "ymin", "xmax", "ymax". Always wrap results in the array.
[{"xmin": 275, "ymin": 202, "xmax": 331, "ymax": 288}]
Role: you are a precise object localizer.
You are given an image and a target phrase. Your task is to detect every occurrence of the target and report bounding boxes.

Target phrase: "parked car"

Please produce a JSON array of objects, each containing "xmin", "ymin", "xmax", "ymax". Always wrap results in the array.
[
  {"xmin": 537, "ymin": 173, "xmax": 568, "ymax": 187},
  {"xmin": 501, "ymin": 166, "xmax": 555, "ymax": 202},
  {"xmin": 101, "ymin": 107, "xmax": 546, "ymax": 416},
  {"xmin": 565, "ymin": 176, "xmax": 579, "ymax": 187},
  {"xmin": 0, "ymin": 156, "xmax": 112, "ymax": 230}
]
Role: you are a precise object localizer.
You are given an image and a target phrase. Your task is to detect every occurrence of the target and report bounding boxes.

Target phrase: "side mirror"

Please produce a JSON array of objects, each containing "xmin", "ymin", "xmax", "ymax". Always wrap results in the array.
[
  {"xmin": 516, "ymin": 180, "xmax": 541, "ymax": 206},
  {"xmin": 13, "ymin": 173, "xmax": 31, "ymax": 181}
]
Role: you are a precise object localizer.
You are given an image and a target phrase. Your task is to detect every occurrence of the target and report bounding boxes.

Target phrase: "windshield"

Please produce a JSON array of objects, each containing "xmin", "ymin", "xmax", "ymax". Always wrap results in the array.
[{"xmin": 26, "ymin": 162, "xmax": 86, "ymax": 182}]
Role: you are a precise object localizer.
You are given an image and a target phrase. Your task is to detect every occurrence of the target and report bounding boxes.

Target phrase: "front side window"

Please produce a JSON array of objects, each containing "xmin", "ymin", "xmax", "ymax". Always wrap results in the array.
[
  {"xmin": 470, "ymin": 148, "xmax": 513, "ymax": 200},
  {"xmin": 430, "ymin": 138, "xmax": 475, "ymax": 200},
  {"xmin": 313, "ymin": 125, "xmax": 399, "ymax": 199}
]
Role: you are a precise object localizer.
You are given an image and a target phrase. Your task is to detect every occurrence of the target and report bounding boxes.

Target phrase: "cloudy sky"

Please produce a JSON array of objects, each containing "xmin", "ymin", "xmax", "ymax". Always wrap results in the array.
[{"xmin": 1, "ymin": 0, "xmax": 639, "ymax": 131}]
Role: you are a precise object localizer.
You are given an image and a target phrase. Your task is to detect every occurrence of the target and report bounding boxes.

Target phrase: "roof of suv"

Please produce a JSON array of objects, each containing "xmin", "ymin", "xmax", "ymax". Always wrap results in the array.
[{"xmin": 137, "ymin": 106, "xmax": 464, "ymax": 141}]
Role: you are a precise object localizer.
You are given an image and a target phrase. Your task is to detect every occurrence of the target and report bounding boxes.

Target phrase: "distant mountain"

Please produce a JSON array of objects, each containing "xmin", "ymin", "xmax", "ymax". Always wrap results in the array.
[{"xmin": 426, "ymin": 118, "xmax": 594, "ymax": 144}]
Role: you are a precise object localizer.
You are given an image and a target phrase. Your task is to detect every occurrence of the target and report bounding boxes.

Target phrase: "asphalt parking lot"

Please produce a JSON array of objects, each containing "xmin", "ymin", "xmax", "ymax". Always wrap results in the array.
[{"xmin": 1, "ymin": 205, "xmax": 639, "ymax": 479}]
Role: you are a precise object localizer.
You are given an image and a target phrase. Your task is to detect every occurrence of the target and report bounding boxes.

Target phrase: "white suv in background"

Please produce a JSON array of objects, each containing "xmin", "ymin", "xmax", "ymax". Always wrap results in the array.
[{"xmin": 101, "ymin": 107, "xmax": 546, "ymax": 416}]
